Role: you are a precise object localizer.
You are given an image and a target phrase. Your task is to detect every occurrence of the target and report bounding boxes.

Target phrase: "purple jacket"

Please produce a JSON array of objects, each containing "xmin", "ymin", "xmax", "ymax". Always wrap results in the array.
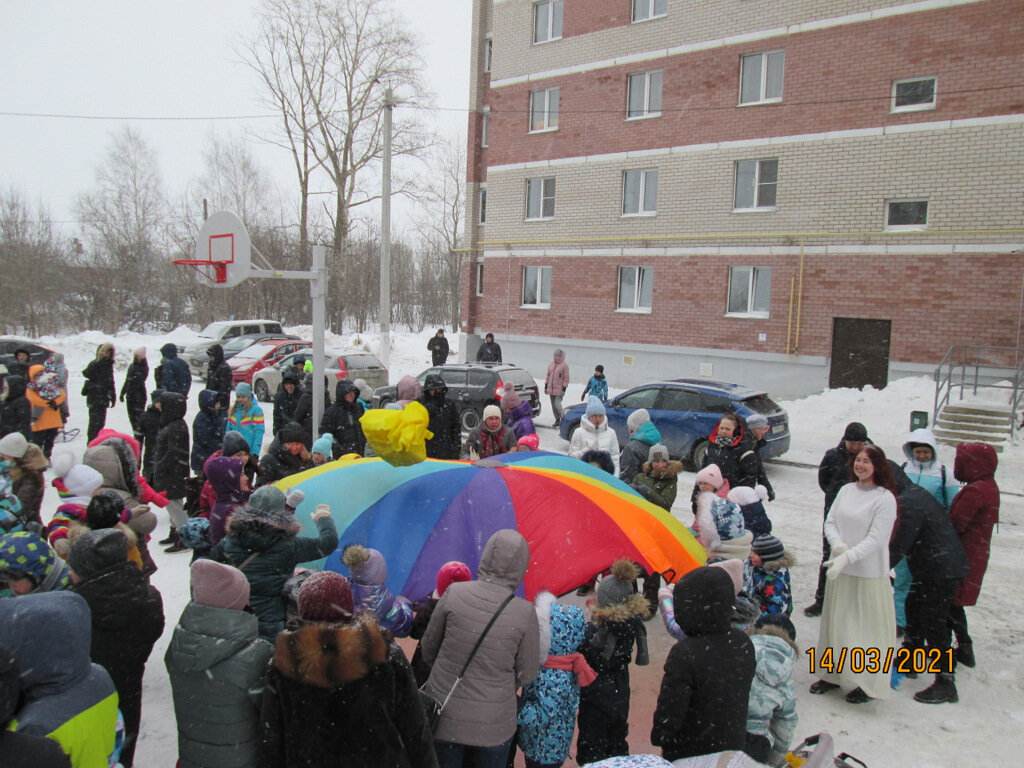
[
  {"xmin": 351, "ymin": 581, "xmax": 414, "ymax": 637},
  {"xmin": 506, "ymin": 401, "xmax": 536, "ymax": 441},
  {"xmin": 205, "ymin": 456, "xmax": 250, "ymax": 544}
]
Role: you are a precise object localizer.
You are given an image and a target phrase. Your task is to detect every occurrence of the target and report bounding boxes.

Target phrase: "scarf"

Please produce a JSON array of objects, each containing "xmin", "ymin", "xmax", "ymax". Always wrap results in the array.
[{"xmin": 543, "ymin": 652, "xmax": 598, "ymax": 687}]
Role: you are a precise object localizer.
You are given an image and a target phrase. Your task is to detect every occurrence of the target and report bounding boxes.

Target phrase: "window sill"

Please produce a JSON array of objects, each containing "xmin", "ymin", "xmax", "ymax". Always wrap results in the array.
[
  {"xmin": 631, "ymin": 13, "xmax": 666, "ymax": 24},
  {"xmin": 528, "ymin": 127, "xmax": 558, "ymax": 135},
  {"xmin": 731, "ymin": 206, "xmax": 776, "ymax": 213},
  {"xmin": 738, "ymin": 97, "xmax": 783, "ymax": 107},
  {"xmin": 520, "ymin": 304, "xmax": 551, "ymax": 310},
  {"xmin": 616, "ymin": 307, "xmax": 653, "ymax": 314},
  {"xmin": 891, "ymin": 103, "xmax": 936, "ymax": 113},
  {"xmin": 532, "ymin": 37, "xmax": 562, "ymax": 46},
  {"xmin": 625, "ymin": 112, "xmax": 661, "ymax": 121},
  {"xmin": 524, "ymin": 217, "xmax": 555, "ymax": 222},
  {"xmin": 725, "ymin": 311, "xmax": 770, "ymax": 319},
  {"xmin": 884, "ymin": 224, "xmax": 928, "ymax": 231},
  {"xmin": 621, "ymin": 212, "xmax": 657, "ymax": 218}
]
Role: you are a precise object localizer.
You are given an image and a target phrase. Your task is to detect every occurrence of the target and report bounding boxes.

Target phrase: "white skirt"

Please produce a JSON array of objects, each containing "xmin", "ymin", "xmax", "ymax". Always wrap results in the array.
[{"xmin": 816, "ymin": 573, "xmax": 896, "ymax": 700}]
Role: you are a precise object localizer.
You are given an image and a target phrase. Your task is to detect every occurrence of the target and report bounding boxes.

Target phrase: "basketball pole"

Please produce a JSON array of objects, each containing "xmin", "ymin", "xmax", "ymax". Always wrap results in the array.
[{"xmin": 379, "ymin": 87, "xmax": 393, "ymax": 369}]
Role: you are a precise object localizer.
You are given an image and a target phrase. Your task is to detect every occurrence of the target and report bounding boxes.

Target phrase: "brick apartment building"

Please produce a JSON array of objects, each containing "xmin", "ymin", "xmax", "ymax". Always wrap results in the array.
[{"xmin": 457, "ymin": 0, "xmax": 1024, "ymax": 398}]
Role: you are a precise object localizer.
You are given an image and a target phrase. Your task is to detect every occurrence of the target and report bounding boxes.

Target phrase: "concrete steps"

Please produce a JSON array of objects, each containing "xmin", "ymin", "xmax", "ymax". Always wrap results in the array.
[{"xmin": 934, "ymin": 403, "xmax": 1012, "ymax": 453}]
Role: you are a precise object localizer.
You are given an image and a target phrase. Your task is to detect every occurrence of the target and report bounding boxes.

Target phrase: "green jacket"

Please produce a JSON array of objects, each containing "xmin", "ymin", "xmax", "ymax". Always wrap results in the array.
[{"xmin": 630, "ymin": 460, "xmax": 683, "ymax": 511}]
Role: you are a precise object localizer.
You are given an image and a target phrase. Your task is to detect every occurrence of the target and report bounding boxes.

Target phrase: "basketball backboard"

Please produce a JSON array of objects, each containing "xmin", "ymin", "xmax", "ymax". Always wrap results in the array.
[{"xmin": 174, "ymin": 211, "xmax": 252, "ymax": 288}]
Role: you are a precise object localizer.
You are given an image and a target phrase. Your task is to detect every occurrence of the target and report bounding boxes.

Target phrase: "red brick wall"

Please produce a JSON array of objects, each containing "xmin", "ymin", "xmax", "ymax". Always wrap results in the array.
[
  {"xmin": 485, "ymin": 0, "xmax": 1024, "ymax": 166},
  {"xmin": 563, "ymin": 0, "xmax": 631, "ymax": 38},
  {"xmin": 470, "ymin": 252, "xmax": 1024, "ymax": 363}
]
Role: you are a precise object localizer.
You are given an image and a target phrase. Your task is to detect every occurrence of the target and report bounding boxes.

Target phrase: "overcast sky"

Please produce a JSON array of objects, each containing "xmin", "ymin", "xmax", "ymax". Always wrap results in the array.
[{"xmin": 0, "ymin": 0, "xmax": 472, "ymax": 236}]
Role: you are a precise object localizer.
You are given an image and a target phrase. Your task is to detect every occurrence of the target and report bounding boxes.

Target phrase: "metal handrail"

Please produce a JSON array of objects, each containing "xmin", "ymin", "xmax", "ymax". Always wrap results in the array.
[{"xmin": 933, "ymin": 345, "xmax": 1023, "ymax": 438}]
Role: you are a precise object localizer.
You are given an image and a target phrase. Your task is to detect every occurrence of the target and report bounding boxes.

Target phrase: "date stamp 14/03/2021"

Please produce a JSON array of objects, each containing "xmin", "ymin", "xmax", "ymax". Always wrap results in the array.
[{"xmin": 807, "ymin": 646, "xmax": 956, "ymax": 675}]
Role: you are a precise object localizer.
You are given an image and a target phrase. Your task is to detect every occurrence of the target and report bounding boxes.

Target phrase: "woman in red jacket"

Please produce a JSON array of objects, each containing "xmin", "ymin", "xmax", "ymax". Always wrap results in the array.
[{"xmin": 947, "ymin": 442, "xmax": 999, "ymax": 669}]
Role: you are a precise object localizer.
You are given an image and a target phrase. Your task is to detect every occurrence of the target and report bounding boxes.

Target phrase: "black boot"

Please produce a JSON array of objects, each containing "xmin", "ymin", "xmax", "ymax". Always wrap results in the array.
[
  {"xmin": 956, "ymin": 642, "xmax": 975, "ymax": 668},
  {"xmin": 163, "ymin": 530, "xmax": 188, "ymax": 554},
  {"xmin": 803, "ymin": 601, "xmax": 823, "ymax": 617},
  {"xmin": 914, "ymin": 673, "xmax": 958, "ymax": 704},
  {"xmin": 158, "ymin": 528, "xmax": 177, "ymax": 546}
]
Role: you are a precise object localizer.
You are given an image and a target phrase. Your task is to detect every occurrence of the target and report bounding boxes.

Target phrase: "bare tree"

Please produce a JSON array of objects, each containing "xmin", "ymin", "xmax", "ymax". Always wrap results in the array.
[{"xmin": 416, "ymin": 137, "xmax": 465, "ymax": 329}]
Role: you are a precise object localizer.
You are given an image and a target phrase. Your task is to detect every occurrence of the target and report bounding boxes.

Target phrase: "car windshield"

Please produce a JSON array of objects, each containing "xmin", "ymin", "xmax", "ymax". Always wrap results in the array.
[
  {"xmin": 742, "ymin": 394, "xmax": 782, "ymax": 415},
  {"xmin": 223, "ymin": 337, "xmax": 259, "ymax": 353},
  {"xmin": 199, "ymin": 321, "xmax": 231, "ymax": 339},
  {"xmin": 234, "ymin": 342, "xmax": 276, "ymax": 360}
]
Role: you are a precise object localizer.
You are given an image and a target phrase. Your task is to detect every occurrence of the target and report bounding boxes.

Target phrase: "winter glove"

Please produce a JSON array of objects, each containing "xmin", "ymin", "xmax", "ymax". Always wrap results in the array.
[
  {"xmin": 824, "ymin": 551, "xmax": 851, "ymax": 580},
  {"xmin": 286, "ymin": 489, "xmax": 306, "ymax": 509},
  {"xmin": 48, "ymin": 399, "xmax": 59, "ymax": 410},
  {"xmin": 311, "ymin": 503, "xmax": 331, "ymax": 521},
  {"xmin": 831, "ymin": 540, "xmax": 849, "ymax": 557}
]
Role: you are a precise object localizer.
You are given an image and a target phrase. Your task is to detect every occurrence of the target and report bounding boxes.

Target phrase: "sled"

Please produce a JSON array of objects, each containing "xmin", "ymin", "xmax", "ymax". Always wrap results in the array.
[{"xmin": 779, "ymin": 732, "xmax": 867, "ymax": 768}]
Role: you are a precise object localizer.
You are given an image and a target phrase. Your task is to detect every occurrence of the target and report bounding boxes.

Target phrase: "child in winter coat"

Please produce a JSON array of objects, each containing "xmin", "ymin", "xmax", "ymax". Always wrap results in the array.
[
  {"xmin": 165, "ymin": 560, "xmax": 273, "ymax": 768},
  {"xmin": 0, "ymin": 432, "xmax": 49, "ymax": 528},
  {"xmin": 750, "ymin": 534, "xmax": 794, "ymax": 616},
  {"xmin": 727, "ymin": 484, "xmax": 772, "ymax": 537},
  {"xmin": 518, "ymin": 593, "xmax": 597, "ymax": 768},
  {"xmin": 630, "ymin": 443, "xmax": 682, "ymax": 512},
  {"xmin": 226, "ymin": 382, "xmax": 265, "ymax": 458},
  {"xmin": 204, "ymin": 455, "xmax": 251, "ymax": 545},
  {"xmin": 577, "ymin": 559, "xmax": 651, "ymax": 764},
  {"xmin": 153, "ymin": 391, "xmax": 190, "ymax": 553},
  {"xmin": 694, "ymin": 490, "xmax": 754, "ymax": 591},
  {"xmin": 311, "ymin": 434, "xmax": 334, "ymax": 465},
  {"xmin": 744, "ymin": 614, "xmax": 799, "ymax": 765},
  {"xmin": 569, "ymin": 397, "xmax": 621, "ymax": 475},
  {"xmin": 410, "ymin": 560, "xmax": 472, "ymax": 687},
  {"xmin": 46, "ymin": 463, "xmax": 104, "ymax": 558},
  {"xmin": 0, "ymin": 531, "xmax": 71, "ymax": 596},
  {"xmin": 119, "ymin": 347, "xmax": 148, "ymax": 435},
  {"xmin": 618, "ymin": 408, "xmax": 661, "ymax": 485},
  {"xmin": 651, "ymin": 566, "xmax": 756, "ymax": 760},
  {"xmin": 581, "ymin": 364, "xmax": 609, "ymax": 402},
  {"xmin": 0, "ymin": 374, "xmax": 32, "ymax": 440},
  {"xmin": 657, "ymin": 559, "xmax": 761, "ymax": 639},
  {"xmin": 0, "ymin": 643, "xmax": 73, "ymax": 767},
  {"xmin": 138, "ymin": 389, "xmax": 163, "ymax": 480},
  {"xmin": 341, "ymin": 544, "xmax": 415, "ymax": 637},
  {"xmin": 25, "ymin": 365, "xmax": 66, "ymax": 459},
  {"xmin": 0, "ymin": 458, "xmax": 25, "ymax": 534},
  {"xmin": 190, "ymin": 389, "xmax": 225, "ymax": 476}
]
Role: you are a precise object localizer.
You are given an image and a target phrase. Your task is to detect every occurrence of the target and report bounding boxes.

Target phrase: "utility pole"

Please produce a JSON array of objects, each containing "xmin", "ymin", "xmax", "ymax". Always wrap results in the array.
[{"xmin": 379, "ymin": 87, "xmax": 393, "ymax": 367}]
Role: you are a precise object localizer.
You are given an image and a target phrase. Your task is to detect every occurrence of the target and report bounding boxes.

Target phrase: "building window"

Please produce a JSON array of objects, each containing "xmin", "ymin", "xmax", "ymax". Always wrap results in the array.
[
  {"xmin": 627, "ymin": 70, "xmax": 662, "ymax": 119},
  {"xmin": 727, "ymin": 266, "xmax": 771, "ymax": 316},
  {"xmin": 481, "ymin": 109, "xmax": 489, "ymax": 147},
  {"xmin": 739, "ymin": 50, "xmax": 784, "ymax": 105},
  {"xmin": 633, "ymin": 0, "xmax": 666, "ymax": 22},
  {"xmin": 476, "ymin": 262, "xmax": 484, "ymax": 296},
  {"xmin": 618, "ymin": 266, "xmax": 654, "ymax": 311},
  {"xmin": 529, "ymin": 87, "xmax": 559, "ymax": 132},
  {"xmin": 622, "ymin": 169, "xmax": 658, "ymax": 216},
  {"xmin": 734, "ymin": 159, "xmax": 778, "ymax": 210},
  {"xmin": 525, "ymin": 177, "xmax": 556, "ymax": 220},
  {"xmin": 533, "ymin": 0, "xmax": 563, "ymax": 44},
  {"xmin": 479, "ymin": 187, "xmax": 487, "ymax": 225},
  {"xmin": 522, "ymin": 265, "xmax": 552, "ymax": 307},
  {"xmin": 484, "ymin": 36, "xmax": 493, "ymax": 73},
  {"xmin": 891, "ymin": 77, "xmax": 936, "ymax": 113},
  {"xmin": 886, "ymin": 199, "xmax": 928, "ymax": 230}
]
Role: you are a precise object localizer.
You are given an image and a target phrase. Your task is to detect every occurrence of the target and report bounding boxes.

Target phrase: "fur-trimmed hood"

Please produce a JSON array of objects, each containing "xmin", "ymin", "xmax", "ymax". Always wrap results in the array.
[
  {"xmin": 226, "ymin": 504, "xmax": 301, "ymax": 543},
  {"xmin": 640, "ymin": 459, "xmax": 683, "ymax": 477},
  {"xmin": 749, "ymin": 623, "xmax": 798, "ymax": 653},
  {"xmin": 83, "ymin": 439, "xmax": 142, "ymax": 500},
  {"xmin": 759, "ymin": 550, "xmax": 796, "ymax": 571},
  {"xmin": 272, "ymin": 614, "xmax": 390, "ymax": 690},
  {"xmin": 587, "ymin": 592, "xmax": 651, "ymax": 625},
  {"xmin": 11, "ymin": 442, "xmax": 49, "ymax": 474},
  {"xmin": 749, "ymin": 628, "xmax": 797, "ymax": 687},
  {"xmin": 534, "ymin": 590, "xmax": 586, "ymax": 663}
]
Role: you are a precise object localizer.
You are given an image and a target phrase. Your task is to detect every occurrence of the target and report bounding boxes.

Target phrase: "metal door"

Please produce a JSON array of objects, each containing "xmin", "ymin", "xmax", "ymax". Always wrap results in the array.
[{"xmin": 829, "ymin": 318, "xmax": 891, "ymax": 389}]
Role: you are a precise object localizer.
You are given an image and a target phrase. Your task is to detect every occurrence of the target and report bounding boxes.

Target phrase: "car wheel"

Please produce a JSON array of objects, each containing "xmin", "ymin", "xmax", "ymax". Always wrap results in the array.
[
  {"xmin": 254, "ymin": 379, "xmax": 270, "ymax": 403},
  {"xmin": 689, "ymin": 440, "xmax": 709, "ymax": 471},
  {"xmin": 461, "ymin": 408, "xmax": 480, "ymax": 432}
]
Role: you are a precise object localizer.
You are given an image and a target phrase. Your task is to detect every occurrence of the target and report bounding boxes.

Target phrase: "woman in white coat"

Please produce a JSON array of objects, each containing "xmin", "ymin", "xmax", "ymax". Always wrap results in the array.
[
  {"xmin": 811, "ymin": 444, "xmax": 898, "ymax": 703},
  {"xmin": 569, "ymin": 397, "xmax": 621, "ymax": 475}
]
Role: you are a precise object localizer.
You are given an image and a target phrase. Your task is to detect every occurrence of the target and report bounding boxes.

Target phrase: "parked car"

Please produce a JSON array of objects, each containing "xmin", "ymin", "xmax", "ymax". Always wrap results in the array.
[
  {"xmin": 0, "ymin": 337, "xmax": 53, "ymax": 370},
  {"xmin": 372, "ymin": 363, "xmax": 541, "ymax": 432},
  {"xmin": 180, "ymin": 319, "xmax": 287, "ymax": 374},
  {"xmin": 559, "ymin": 378, "xmax": 790, "ymax": 468},
  {"xmin": 188, "ymin": 332, "xmax": 299, "ymax": 378},
  {"xmin": 227, "ymin": 339, "xmax": 312, "ymax": 385},
  {"xmin": 251, "ymin": 349, "xmax": 389, "ymax": 402}
]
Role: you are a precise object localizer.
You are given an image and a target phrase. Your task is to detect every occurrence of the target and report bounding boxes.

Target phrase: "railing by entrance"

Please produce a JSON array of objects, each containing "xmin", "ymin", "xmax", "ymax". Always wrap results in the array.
[{"xmin": 933, "ymin": 345, "xmax": 1024, "ymax": 438}]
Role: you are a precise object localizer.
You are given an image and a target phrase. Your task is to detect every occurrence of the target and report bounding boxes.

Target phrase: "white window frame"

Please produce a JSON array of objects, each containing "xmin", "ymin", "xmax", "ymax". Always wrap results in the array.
[
  {"xmin": 484, "ymin": 35, "xmax": 493, "ymax": 73},
  {"xmin": 622, "ymin": 169, "xmax": 658, "ymax": 216},
  {"xmin": 525, "ymin": 177, "xmax": 556, "ymax": 221},
  {"xmin": 617, "ymin": 266, "xmax": 654, "ymax": 313},
  {"xmin": 522, "ymin": 265, "xmax": 552, "ymax": 308},
  {"xmin": 533, "ymin": 0, "xmax": 563, "ymax": 44},
  {"xmin": 891, "ymin": 76, "xmax": 936, "ymax": 113},
  {"xmin": 739, "ymin": 50, "xmax": 784, "ymax": 106},
  {"xmin": 479, "ymin": 186, "xmax": 487, "ymax": 225},
  {"xmin": 733, "ymin": 159, "xmax": 778, "ymax": 212},
  {"xmin": 476, "ymin": 262, "xmax": 484, "ymax": 296},
  {"xmin": 529, "ymin": 87, "xmax": 559, "ymax": 133},
  {"xmin": 885, "ymin": 199, "xmax": 929, "ymax": 231},
  {"xmin": 626, "ymin": 70, "xmax": 663, "ymax": 120},
  {"xmin": 632, "ymin": 0, "xmax": 667, "ymax": 22},
  {"xmin": 481, "ymin": 108, "xmax": 490, "ymax": 147},
  {"xmin": 726, "ymin": 266, "xmax": 771, "ymax": 318}
]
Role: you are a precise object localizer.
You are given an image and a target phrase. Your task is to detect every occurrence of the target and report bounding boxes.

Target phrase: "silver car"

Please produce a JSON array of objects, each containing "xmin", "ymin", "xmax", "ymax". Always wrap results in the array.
[{"xmin": 251, "ymin": 349, "xmax": 389, "ymax": 402}]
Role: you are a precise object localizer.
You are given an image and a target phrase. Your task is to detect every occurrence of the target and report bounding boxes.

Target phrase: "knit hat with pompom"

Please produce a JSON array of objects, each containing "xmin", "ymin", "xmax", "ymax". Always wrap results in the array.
[
  {"xmin": 342, "ymin": 544, "xmax": 387, "ymax": 586},
  {"xmin": 597, "ymin": 559, "xmax": 639, "ymax": 607}
]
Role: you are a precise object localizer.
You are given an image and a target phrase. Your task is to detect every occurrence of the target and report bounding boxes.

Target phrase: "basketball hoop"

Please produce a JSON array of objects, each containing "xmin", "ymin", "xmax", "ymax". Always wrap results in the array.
[{"xmin": 173, "ymin": 211, "xmax": 252, "ymax": 288}]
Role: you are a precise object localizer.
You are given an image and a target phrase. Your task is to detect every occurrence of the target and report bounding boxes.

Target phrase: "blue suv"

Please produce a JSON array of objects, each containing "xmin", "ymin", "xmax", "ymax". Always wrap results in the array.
[{"xmin": 559, "ymin": 378, "xmax": 790, "ymax": 468}]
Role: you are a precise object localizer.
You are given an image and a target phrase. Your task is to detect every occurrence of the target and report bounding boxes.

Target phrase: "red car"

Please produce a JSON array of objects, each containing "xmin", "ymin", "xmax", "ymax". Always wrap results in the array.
[{"xmin": 228, "ymin": 339, "xmax": 312, "ymax": 384}]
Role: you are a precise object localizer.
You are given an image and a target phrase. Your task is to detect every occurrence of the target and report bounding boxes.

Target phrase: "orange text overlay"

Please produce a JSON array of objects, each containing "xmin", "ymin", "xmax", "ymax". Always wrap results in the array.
[{"xmin": 806, "ymin": 647, "xmax": 955, "ymax": 675}]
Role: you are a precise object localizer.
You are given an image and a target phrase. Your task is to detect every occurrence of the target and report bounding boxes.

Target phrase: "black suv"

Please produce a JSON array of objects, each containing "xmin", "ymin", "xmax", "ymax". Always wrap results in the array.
[{"xmin": 372, "ymin": 363, "xmax": 541, "ymax": 431}]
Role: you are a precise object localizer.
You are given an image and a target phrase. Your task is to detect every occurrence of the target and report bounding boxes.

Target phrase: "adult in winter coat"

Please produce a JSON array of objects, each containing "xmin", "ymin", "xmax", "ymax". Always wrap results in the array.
[
  {"xmin": 292, "ymin": 373, "xmax": 330, "ymax": 450},
  {"xmin": 320, "ymin": 379, "xmax": 365, "ymax": 458},
  {"xmin": 205, "ymin": 344, "xmax": 234, "ymax": 409},
  {"xmin": 82, "ymin": 342, "xmax": 117, "ymax": 442},
  {"xmin": 419, "ymin": 374, "xmax": 461, "ymax": 460},
  {"xmin": 544, "ymin": 349, "xmax": 570, "ymax": 427},
  {"xmin": 420, "ymin": 529, "xmax": 540, "ymax": 764},
  {"xmin": 1, "ymin": 432, "xmax": 49, "ymax": 525},
  {"xmin": 165, "ymin": 560, "xmax": 273, "ymax": 768},
  {"xmin": 226, "ymin": 382, "xmax": 265, "ymax": 457},
  {"xmin": 0, "ymin": 591, "xmax": 119, "ymax": 768},
  {"xmin": 208, "ymin": 498, "xmax": 338, "ymax": 641},
  {"xmin": 428, "ymin": 328, "xmax": 450, "ymax": 366},
  {"xmin": 25, "ymin": 364, "xmax": 66, "ymax": 459},
  {"xmin": 272, "ymin": 370, "xmax": 302, "ymax": 436},
  {"xmin": 651, "ymin": 566, "xmax": 756, "ymax": 760},
  {"xmin": 947, "ymin": 441, "xmax": 999, "ymax": 670},
  {"xmin": 5, "ymin": 348, "xmax": 30, "ymax": 379},
  {"xmin": 811, "ymin": 445, "xmax": 897, "ymax": 703},
  {"xmin": 69, "ymin": 529, "xmax": 164, "ymax": 767},
  {"xmin": 569, "ymin": 397, "xmax": 621, "ymax": 475},
  {"xmin": 139, "ymin": 390, "xmax": 163, "ymax": 480},
  {"xmin": 888, "ymin": 463, "xmax": 969, "ymax": 704},
  {"xmin": 739, "ymin": 413, "xmax": 775, "ymax": 501},
  {"xmin": 190, "ymin": 389, "xmax": 225, "ymax": 476},
  {"xmin": 259, "ymin": 571, "xmax": 437, "ymax": 768},
  {"xmin": 257, "ymin": 422, "xmax": 315, "ymax": 488},
  {"xmin": 205, "ymin": 455, "xmax": 251, "ymax": 545},
  {"xmin": 744, "ymin": 615, "xmax": 799, "ymax": 765},
  {"xmin": 500, "ymin": 385, "xmax": 535, "ymax": 441},
  {"xmin": 154, "ymin": 391, "xmax": 190, "ymax": 547},
  {"xmin": 618, "ymin": 409, "xmax": 661, "ymax": 486},
  {"xmin": 475, "ymin": 332, "xmax": 502, "ymax": 363},
  {"xmin": 0, "ymin": 531, "xmax": 71, "ymax": 595},
  {"xmin": 158, "ymin": 343, "xmax": 191, "ymax": 396},
  {"xmin": 462, "ymin": 405, "xmax": 517, "ymax": 460},
  {"xmin": 0, "ymin": 375, "xmax": 32, "ymax": 440},
  {"xmin": 119, "ymin": 347, "xmax": 148, "ymax": 435},
  {"xmin": 805, "ymin": 421, "xmax": 869, "ymax": 617},
  {"xmin": 691, "ymin": 413, "xmax": 754, "ymax": 512},
  {"xmin": 0, "ymin": 643, "xmax": 73, "ymax": 767},
  {"xmin": 631, "ymin": 443, "xmax": 682, "ymax": 512}
]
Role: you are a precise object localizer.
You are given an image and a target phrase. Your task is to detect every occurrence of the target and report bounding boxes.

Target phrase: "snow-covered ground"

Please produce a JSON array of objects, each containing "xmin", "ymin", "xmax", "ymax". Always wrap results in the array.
[{"xmin": 26, "ymin": 327, "xmax": 1024, "ymax": 766}]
